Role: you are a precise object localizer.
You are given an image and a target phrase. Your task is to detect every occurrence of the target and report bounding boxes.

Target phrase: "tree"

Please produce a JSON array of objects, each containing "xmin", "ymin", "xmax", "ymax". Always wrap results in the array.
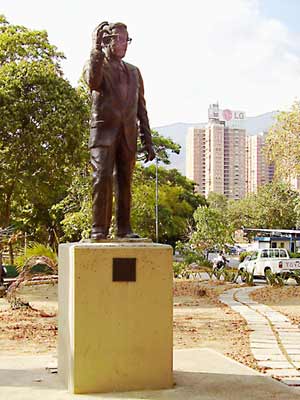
[
  {"xmin": 0, "ymin": 16, "xmax": 89, "ymax": 241},
  {"xmin": 189, "ymin": 206, "xmax": 234, "ymax": 255},
  {"xmin": 227, "ymin": 182, "xmax": 300, "ymax": 230},
  {"xmin": 251, "ymin": 182, "xmax": 299, "ymax": 229},
  {"xmin": 207, "ymin": 192, "xmax": 228, "ymax": 212},
  {"xmin": 265, "ymin": 101, "xmax": 300, "ymax": 180},
  {"xmin": 137, "ymin": 130, "xmax": 180, "ymax": 164},
  {"xmin": 131, "ymin": 164, "xmax": 205, "ymax": 244},
  {"xmin": 227, "ymin": 194, "xmax": 257, "ymax": 230}
]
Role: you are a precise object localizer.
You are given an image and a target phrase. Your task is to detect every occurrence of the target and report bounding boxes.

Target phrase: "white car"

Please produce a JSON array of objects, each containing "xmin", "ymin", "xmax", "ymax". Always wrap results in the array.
[{"xmin": 238, "ymin": 248, "xmax": 300, "ymax": 278}]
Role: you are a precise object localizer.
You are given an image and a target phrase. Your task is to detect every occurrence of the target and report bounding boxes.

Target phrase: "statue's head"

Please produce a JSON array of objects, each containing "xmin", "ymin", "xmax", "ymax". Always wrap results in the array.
[{"xmin": 103, "ymin": 22, "xmax": 131, "ymax": 60}]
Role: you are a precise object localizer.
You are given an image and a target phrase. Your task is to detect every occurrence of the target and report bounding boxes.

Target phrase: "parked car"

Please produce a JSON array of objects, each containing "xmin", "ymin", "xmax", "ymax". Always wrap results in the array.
[
  {"xmin": 235, "ymin": 245, "xmax": 247, "ymax": 255},
  {"xmin": 238, "ymin": 248, "xmax": 300, "ymax": 278},
  {"xmin": 238, "ymin": 255, "xmax": 251, "ymax": 271}
]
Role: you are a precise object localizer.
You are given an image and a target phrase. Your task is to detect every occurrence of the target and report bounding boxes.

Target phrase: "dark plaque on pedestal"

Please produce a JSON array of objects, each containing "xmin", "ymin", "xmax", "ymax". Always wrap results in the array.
[{"xmin": 113, "ymin": 258, "xmax": 136, "ymax": 282}]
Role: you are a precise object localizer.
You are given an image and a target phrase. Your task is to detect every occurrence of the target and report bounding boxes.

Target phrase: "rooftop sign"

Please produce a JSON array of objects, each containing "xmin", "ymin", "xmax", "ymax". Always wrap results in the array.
[{"xmin": 208, "ymin": 106, "xmax": 246, "ymax": 122}]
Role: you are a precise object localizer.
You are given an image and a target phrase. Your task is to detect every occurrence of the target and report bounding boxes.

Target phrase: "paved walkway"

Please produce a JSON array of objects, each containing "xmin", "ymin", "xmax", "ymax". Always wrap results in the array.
[
  {"xmin": 219, "ymin": 286, "xmax": 300, "ymax": 387},
  {"xmin": 1, "ymin": 348, "xmax": 300, "ymax": 399}
]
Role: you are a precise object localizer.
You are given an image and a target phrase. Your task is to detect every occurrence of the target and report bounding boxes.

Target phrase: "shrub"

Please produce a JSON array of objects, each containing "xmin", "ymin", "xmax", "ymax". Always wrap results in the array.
[
  {"xmin": 14, "ymin": 242, "xmax": 57, "ymax": 273},
  {"xmin": 199, "ymin": 259, "xmax": 213, "ymax": 269},
  {"xmin": 239, "ymin": 251, "xmax": 251, "ymax": 262},
  {"xmin": 288, "ymin": 252, "xmax": 300, "ymax": 259},
  {"xmin": 291, "ymin": 271, "xmax": 300, "ymax": 285},
  {"xmin": 265, "ymin": 270, "xmax": 285, "ymax": 287},
  {"xmin": 173, "ymin": 262, "xmax": 186, "ymax": 277},
  {"xmin": 240, "ymin": 269, "xmax": 255, "ymax": 286}
]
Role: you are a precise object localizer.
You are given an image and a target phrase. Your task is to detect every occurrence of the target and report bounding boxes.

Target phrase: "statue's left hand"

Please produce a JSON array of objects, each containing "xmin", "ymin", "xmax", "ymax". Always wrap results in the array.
[{"xmin": 145, "ymin": 144, "xmax": 156, "ymax": 162}]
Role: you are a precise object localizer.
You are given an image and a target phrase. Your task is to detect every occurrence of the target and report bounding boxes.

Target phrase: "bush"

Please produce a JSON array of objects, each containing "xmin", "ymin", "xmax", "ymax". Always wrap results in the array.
[
  {"xmin": 199, "ymin": 259, "xmax": 213, "ymax": 269},
  {"xmin": 265, "ymin": 270, "xmax": 285, "ymax": 287},
  {"xmin": 173, "ymin": 262, "xmax": 186, "ymax": 277},
  {"xmin": 14, "ymin": 242, "xmax": 57, "ymax": 273},
  {"xmin": 239, "ymin": 251, "xmax": 251, "ymax": 262},
  {"xmin": 288, "ymin": 252, "xmax": 300, "ymax": 259}
]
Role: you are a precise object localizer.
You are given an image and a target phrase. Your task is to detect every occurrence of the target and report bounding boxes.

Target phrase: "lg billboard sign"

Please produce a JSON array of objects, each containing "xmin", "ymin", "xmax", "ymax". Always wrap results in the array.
[
  {"xmin": 222, "ymin": 109, "xmax": 245, "ymax": 121},
  {"xmin": 208, "ymin": 107, "xmax": 246, "ymax": 122}
]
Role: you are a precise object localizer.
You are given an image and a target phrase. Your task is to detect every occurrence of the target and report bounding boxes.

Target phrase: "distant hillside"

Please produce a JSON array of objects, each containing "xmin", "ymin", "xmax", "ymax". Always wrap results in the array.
[{"xmin": 154, "ymin": 111, "xmax": 278, "ymax": 174}]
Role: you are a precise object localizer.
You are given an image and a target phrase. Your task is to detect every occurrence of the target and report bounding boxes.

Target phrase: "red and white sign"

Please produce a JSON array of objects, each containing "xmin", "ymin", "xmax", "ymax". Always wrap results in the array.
[
  {"xmin": 222, "ymin": 109, "xmax": 233, "ymax": 121},
  {"xmin": 208, "ymin": 107, "xmax": 246, "ymax": 122}
]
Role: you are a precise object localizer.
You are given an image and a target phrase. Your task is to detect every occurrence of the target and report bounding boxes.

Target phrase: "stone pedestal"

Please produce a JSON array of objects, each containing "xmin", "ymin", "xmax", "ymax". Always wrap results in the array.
[{"xmin": 58, "ymin": 242, "xmax": 173, "ymax": 394}]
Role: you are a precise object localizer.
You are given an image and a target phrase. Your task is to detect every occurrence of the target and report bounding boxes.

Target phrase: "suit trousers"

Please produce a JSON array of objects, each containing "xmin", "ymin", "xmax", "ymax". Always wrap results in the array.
[{"xmin": 90, "ymin": 130, "xmax": 136, "ymax": 236}]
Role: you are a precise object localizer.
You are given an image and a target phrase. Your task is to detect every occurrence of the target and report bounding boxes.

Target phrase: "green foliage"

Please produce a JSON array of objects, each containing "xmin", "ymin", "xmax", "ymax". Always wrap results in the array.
[
  {"xmin": 222, "ymin": 269, "xmax": 239, "ymax": 283},
  {"xmin": 239, "ymin": 251, "xmax": 251, "ymax": 262},
  {"xmin": 291, "ymin": 271, "xmax": 300, "ymax": 285},
  {"xmin": 0, "ymin": 16, "xmax": 89, "ymax": 243},
  {"xmin": 252, "ymin": 183, "xmax": 299, "ymax": 229},
  {"xmin": 265, "ymin": 101, "xmax": 300, "ymax": 180},
  {"xmin": 227, "ymin": 182, "xmax": 300, "ymax": 231},
  {"xmin": 14, "ymin": 242, "xmax": 57, "ymax": 272},
  {"xmin": 190, "ymin": 206, "xmax": 234, "ymax": 254},
  {"xmin": 51, "ymin": 172, "xmax": 92, "ymax": 242},
  {"xmin": 288, "ymin": 252, "xmax": 300, "ymax": 259},
  {"xmin": 137, "ymin": 130, "xmax": 180, "ymax": 165},
  {"xmin": 240, "ymin": 269, "xmax": 255, "ymax": 286},
  {"xmin": 173, "ymin": 262, "xmax": 187, "ymax": 277},
  {"xmin": 131, "ymin": 164, "xmax": 205, "ymax": 244},
  {"xmin": 207, "ymin": 192, "xmax": 228, "ymax": 212},
  {"xmin": 175, "ymin": 241, "xmax": 204, "ymax": 266},
  {"xmin": 213, "ymin": 267, "xmax": 224, "ymax": 280},
  {"xmin": 199, "ymin": 259, "xmax": 213, "ymax": 269},
  {"xmin": 265, "ymin": 270, "xmax": 285, "ymax": 287}
]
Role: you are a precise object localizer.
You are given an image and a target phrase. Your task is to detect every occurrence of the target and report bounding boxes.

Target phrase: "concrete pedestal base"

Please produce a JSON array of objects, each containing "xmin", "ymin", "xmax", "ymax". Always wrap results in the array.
[{"xmin": 58, "ymin": 242, "xmax": 173, "ymax": 394}]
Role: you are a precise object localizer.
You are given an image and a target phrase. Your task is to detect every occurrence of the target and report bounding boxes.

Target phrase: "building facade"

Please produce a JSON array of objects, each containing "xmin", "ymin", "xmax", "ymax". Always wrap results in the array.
[
  {"xmin": 186, "ymin": 104, "xmax": 247, "ymax": 199},
  {"xmin": 186, "ymin": 127, "xmax": 206, "ymax": 195},
  {"xmin": 186, "ymin": 104, "xmax": 274, "ymax": 199},
  {"xmin": 245, "ymin": 132, "xmax": 274, "ymax": 194}
]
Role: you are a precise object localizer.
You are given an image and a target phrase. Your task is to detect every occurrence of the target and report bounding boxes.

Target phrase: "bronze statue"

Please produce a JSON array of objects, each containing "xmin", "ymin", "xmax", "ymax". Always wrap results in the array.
[{"xmin": 84, "ymin": 22, "xmax": 155, "ymax": 240}]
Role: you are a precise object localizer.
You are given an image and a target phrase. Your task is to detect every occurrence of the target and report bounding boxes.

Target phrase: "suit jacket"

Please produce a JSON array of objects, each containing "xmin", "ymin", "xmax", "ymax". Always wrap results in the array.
[{"xmin": 84, "ymin": 50, "xmax": 153, "ymax": 152}]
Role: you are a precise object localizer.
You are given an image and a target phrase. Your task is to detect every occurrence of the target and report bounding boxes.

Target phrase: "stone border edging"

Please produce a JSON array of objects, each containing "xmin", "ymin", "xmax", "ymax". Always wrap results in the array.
[{"xmin": 219, "ymin": 286, "xmax": 300, "ymax": 387}]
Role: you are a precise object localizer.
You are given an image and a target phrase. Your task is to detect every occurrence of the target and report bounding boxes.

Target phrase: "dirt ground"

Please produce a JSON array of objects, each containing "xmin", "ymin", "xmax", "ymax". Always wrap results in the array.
[
  {"xmin": 1, "ymin": 279, "xmax": 300, "ymax": 372},
  {"xmin": 0, "ymin": 282, "xmax": 58, "ymax": 355},
  {"xmin": 173, "ymin": 280, "xmax": 260, "ymax": 370}
]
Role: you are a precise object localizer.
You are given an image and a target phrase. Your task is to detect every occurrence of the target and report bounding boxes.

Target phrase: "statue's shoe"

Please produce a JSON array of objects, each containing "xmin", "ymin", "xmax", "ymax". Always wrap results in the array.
[
  {"xmin": 91, "ymin": 232, "xmax": 107, "ymax": 240},
  {"xmin": 116, "ymin": 231, "xmax": 140, "ymax": 239}
]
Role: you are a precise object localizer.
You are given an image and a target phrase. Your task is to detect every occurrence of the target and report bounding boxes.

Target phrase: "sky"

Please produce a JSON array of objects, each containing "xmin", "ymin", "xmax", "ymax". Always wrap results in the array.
[{"xmin": 2, "ymin": 0, "xmax": 300, "ymax": 127}]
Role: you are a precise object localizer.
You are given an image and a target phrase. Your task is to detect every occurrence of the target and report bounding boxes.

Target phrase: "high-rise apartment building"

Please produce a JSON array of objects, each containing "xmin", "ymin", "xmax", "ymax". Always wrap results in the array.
[
  {"xmin": 245, "ymin": 132, "xmax": 274, "ymax": 194},
  {"xmin": 205, "ymin": 120, "xmax": 225, "ymax": 196},
  {"xmin": 186, "ymin": 104, "xmax": 246, "ymax": 199},
  {"xmin": 224, "ymin": 126, "xmax": 246, "ymax": 199},
  {"xmin": 186, "ymin": 127, "xmax": 206, "ymax": 195},
  {"xmin": 185, "ymin": 104, "xmax": 278, "ymax": 199}
]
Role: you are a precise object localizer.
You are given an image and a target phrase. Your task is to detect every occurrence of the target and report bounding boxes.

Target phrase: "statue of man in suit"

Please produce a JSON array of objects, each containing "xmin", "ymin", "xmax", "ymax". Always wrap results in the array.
[{"xmin": 84, "ymin": 22, "xmax": 155, "ymax": 240}]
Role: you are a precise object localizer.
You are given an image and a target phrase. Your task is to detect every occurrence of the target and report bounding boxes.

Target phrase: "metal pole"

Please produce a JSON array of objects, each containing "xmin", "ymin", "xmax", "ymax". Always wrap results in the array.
[
  {"xmin": 24, "ymin": 232, "xmax": 27, "ymax": 255},
  {"xmin": 155, "ymin": 156, "xmax": 159, "ymax": 243}
]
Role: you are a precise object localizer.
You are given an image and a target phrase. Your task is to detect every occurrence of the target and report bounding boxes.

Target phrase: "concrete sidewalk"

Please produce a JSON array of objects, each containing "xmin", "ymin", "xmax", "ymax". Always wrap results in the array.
[{"xmin": 0, "ymin": 348, "xmax": 299, "ymax": 399}]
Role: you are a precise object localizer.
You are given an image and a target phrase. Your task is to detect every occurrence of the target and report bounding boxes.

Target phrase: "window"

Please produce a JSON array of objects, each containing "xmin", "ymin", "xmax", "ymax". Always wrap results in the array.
[
  {"xmin": 261, "ymin": 249, "xmax": 268, "ymax": 258},
  {"xmin": 250, "ymin": 251, "xmax": 258, "ymax": 261},
  {"xmin": 274, "ymin": 249, "xmax": 280, "ymax": 258},
  {"xmin": 279, "ymin": 249, "xmax": 287, "ymax": 258}
]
